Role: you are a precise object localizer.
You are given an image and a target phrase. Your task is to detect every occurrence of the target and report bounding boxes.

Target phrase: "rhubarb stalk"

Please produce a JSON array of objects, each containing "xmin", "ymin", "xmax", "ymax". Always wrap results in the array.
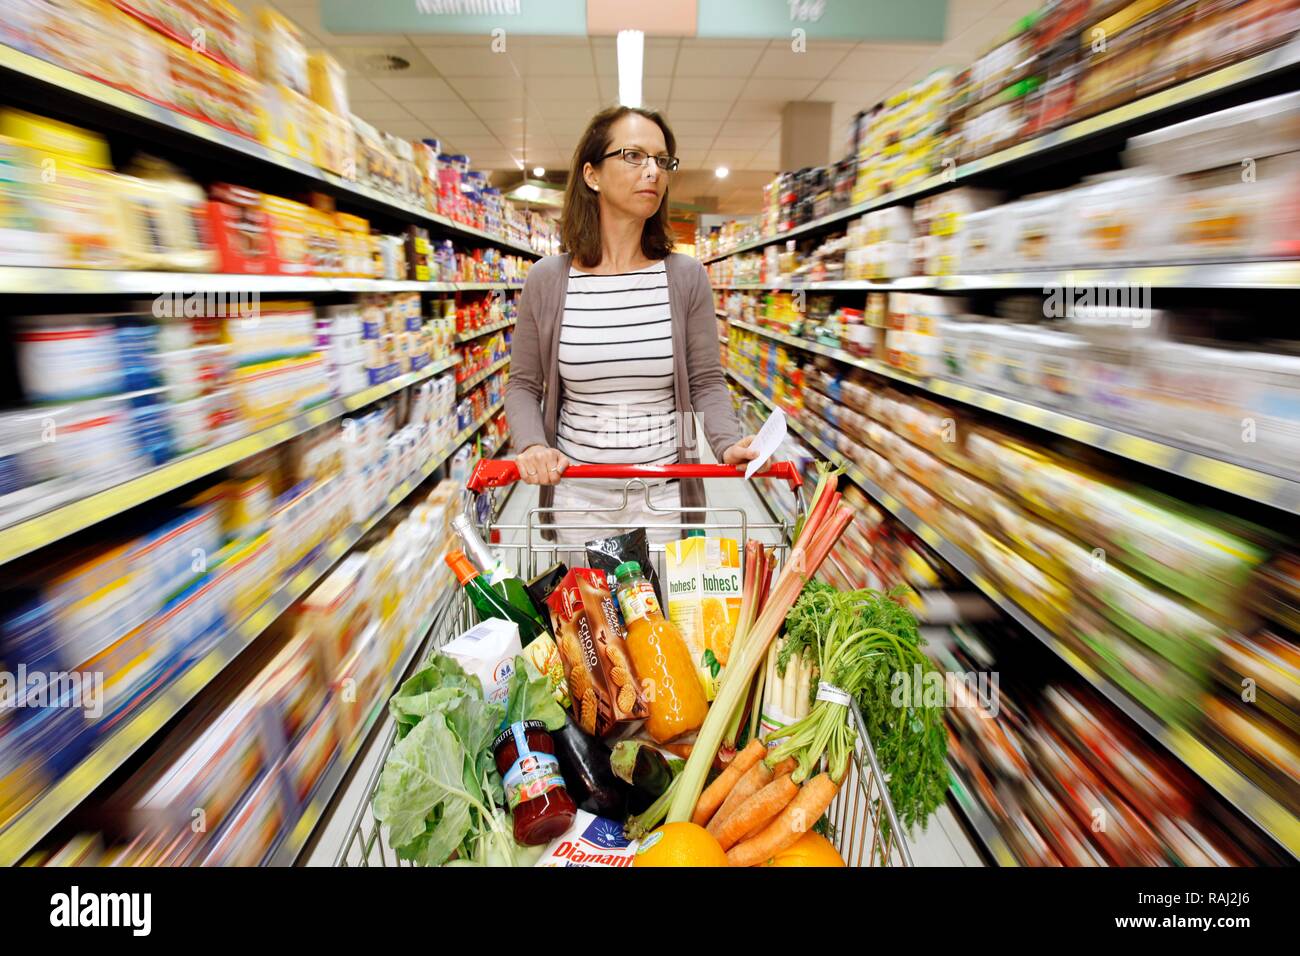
[{"xmin": 667, "ymin": 464, "xmax": 852, "ymax": 825}]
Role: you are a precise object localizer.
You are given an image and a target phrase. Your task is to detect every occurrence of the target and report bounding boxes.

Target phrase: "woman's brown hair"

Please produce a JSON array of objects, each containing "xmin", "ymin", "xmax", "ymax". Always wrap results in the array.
[{"xmin": 560, "ymin": 106, "xmax": 677, "ymax": 268}]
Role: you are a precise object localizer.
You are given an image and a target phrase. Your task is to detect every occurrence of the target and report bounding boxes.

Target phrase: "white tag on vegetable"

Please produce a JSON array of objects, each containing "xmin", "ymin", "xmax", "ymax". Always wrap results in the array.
[
  {"xmin": 816, "ymin": 681, "xmax": 852, "ymax": 707},
  {"xmin": 744, "ymin": 407, "xmax": 787, "ymax": 479}
]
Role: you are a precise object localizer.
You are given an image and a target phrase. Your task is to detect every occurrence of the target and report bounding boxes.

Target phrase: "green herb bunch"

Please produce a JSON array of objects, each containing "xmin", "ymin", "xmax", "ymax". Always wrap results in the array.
[{"xmin": 770, "ymin": 580, "xmax": 948, "ymax": 832}]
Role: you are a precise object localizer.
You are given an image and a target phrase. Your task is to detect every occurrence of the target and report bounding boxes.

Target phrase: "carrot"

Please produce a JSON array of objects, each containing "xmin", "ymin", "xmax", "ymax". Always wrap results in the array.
[
  {"xmin": 691, "ymin": 738, "xmax": 764, "ymax": 826},
  {"xmin": 725, "ymin": 772, "xmax": 840, "ymax": 867},
  {"xmin": 663, "ymin": 743, "xmax": 694, "ymax": 761},
  {"xmin": 715, "ymin": 774, "xmax": 799, "ymax": 850},
  {"xmin": 707, "ymin": 761, "xmax": 773, "ymax": 836},
  {"xmin": 731, "ymin": 758, "xmax": 798, "ymax": 842}
]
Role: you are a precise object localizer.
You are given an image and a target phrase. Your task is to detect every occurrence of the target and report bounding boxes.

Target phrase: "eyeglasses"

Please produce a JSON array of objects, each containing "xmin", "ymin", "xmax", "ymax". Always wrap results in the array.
[{"xmin": 599, "ymin": 147, "xmax": 680, "ymax": 171}]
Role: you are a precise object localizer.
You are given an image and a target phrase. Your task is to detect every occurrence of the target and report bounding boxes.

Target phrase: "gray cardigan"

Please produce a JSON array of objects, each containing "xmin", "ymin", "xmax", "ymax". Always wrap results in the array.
[{"xmin": 504, "ymin": 252, "xmax": 744, "ymax": 517}]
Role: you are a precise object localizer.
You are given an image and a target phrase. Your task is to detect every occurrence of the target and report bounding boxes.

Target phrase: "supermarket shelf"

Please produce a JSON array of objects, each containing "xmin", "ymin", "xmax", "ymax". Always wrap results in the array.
[
  {"xmin": 713, "ymin": 259, "xmax": 1300, "ymax": 292},
  {"xmin": 455, "ymin": 317, "xmax": 516, "ymax": 343},
  {"xmin": 728, "ymin": 320, "xmax": 1300, "ymax": 514},
  {"xmin": 277, "ymin": 478, "xmax": 514, "ymax": 865},
  {"xmin": 456, "ymin": 355, "xmax": 510, "ymax": 395},
  {"xmin": 0, "ymin": 401, "xmax": 503, "ymax": 866},
  {"xmin": 0, "ymin": 44, "xmax": 541, "ymax": 260},
  {"xmin": 269, "ymin": 585, "xmax": 452, "ymax": 867},
  {"xmin": 947, "ymin": 763, "xmax": 1019, "ymax": 867},
  {"xmin": 0, "ymin": 267, "xmax": 524, "ymax": 295},
  {"xmin": 725, "ymin": 367, "xmax": 1300, "ymax": 859},
  {"xmin": 0, "ymin": 354, "xmax": 462, "ymax": 567},
  {"xmin": 702, "ymin": 39, "xmax": 1300, "ymax": 265}
]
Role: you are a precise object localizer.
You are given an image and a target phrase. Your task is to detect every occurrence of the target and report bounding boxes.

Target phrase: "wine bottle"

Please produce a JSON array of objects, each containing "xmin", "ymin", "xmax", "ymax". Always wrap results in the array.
[
  {"xmin": 451, "ymin": 513, "xmax": 553, "ymax": 637},
  {"xmin": 445, "ymin": 550, "xmax": 547, "ymax": 643}
]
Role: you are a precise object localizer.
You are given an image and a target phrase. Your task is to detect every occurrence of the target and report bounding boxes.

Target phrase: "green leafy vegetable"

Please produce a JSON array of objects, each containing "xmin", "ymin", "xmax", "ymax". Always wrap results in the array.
[
  {"xmin": 373, "ymin": 653, "xmax": 565, "ymax": 866},
  {"xmin": 504, "ymin": 655, "xmax": 566, "ymax": 730},
  {"xmin": 766, "ymin": 581, "xmax": 947, "ymax": 832}
]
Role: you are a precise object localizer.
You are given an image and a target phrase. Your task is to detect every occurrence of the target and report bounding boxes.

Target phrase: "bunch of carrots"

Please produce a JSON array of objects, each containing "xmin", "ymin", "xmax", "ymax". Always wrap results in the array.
[
  {"xmin": 634, "ymin": 463, "xmax": 854, "ymax": 864},
  {"xmin": 690, "ymin": 738, "xmax": 841, "ymax": 866}
]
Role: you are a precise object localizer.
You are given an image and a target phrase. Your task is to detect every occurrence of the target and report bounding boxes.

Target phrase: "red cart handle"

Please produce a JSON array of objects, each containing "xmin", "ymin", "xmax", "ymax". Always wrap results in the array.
[{"xmin": 467, "ymin": 458, "xmax": 803, "ymax": 493}]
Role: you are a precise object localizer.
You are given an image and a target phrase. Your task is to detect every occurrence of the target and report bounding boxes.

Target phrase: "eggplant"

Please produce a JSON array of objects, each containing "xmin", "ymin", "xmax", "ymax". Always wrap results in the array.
[
  {"xmin": 610, "ymin": 741, "xmax": 681, "ymax": 816},
  {"xmin": 551, "ymin": 719, "xmax": 628, "ymax": 819}
]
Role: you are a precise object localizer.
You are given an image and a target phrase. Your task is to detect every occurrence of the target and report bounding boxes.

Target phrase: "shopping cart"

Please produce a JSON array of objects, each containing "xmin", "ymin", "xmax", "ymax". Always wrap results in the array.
[{"xmin": 335, "ymin": 461, "xmax": 913, "ymax": 867}]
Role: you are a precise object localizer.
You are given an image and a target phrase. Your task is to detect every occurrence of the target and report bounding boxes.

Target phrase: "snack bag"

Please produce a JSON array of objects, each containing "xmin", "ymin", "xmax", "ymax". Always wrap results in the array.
[
  {"xmin": 544, "ymin": 568, "xmax": 648, "ymax": 736},
  {"xmin": 586, "ymin": 529, "xmax": 663, "ymax": 606},
  {"xmin": 663, "ymin": 537, "xmax": 742, "ymax": 700}
]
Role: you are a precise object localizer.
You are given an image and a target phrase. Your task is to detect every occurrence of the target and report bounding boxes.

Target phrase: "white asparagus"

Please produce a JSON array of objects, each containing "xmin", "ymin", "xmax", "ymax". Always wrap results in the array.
[
  {"xmin": 763, "ymin": 639, "xmax": 779, "ymax": 719},
  {"xmin": 782, "ymin": 639, "xmax": 799, "ymax": 717},
  {"xmin": 794, "ymin": 650, "xmax": 813, "ymax": 719}
]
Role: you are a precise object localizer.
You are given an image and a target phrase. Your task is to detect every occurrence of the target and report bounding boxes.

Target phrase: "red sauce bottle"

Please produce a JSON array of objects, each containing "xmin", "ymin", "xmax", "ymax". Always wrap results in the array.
[{"xmin": 492, "ymin": 720, "xmax": 576, "ymax": 845}]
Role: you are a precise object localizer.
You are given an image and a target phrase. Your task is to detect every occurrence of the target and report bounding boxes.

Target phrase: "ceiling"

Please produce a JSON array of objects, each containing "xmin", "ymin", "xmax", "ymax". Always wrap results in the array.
[{"xmin": 234, "ymin": 0, "xmax": 1043, "ymax": 213}]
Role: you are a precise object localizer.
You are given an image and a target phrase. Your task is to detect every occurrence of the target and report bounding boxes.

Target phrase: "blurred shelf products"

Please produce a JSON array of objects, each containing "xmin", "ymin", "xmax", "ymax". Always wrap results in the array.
[
  {"xmin": 0, "ymin": 4, "xmax": 557, "ymax": 257},
  {"xmin": 698, "ymin": 1, "xmax": 1300, "ymax": 261}
]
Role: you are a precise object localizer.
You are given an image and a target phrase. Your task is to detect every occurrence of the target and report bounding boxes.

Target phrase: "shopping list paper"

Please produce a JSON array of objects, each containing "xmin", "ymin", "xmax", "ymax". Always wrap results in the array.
[{"xmin": 745, "ymin": 407, "xmax": 787, "ymax": 478}]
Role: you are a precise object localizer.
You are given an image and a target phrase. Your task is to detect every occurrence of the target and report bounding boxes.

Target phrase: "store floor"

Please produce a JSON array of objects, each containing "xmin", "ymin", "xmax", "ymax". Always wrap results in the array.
[{"xmin": 304, "ymin": 428, "xmax": 981, "ymax": 866}]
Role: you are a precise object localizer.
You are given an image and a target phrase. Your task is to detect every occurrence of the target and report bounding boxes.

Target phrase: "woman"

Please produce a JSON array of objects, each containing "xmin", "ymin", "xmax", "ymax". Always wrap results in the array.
[{"xmin": 504, "ymin": 105, "xmax": 759, "ymax": 542}]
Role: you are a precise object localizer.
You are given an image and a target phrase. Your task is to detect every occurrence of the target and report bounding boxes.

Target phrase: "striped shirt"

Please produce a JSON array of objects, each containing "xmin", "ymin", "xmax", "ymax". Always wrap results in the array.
[{"xmin": 557, "ymin": 261, "xmax": 677, "ymax": 487}]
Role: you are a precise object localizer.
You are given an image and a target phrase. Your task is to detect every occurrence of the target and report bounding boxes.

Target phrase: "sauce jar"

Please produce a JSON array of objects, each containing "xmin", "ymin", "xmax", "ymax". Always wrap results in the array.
[{"xmin": 491, "ymin": 720, "xmax": 576, "ymax": 846}]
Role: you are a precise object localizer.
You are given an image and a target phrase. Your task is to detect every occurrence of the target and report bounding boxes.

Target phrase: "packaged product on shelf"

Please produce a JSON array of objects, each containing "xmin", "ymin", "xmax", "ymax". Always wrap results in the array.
[
  {"xmin": 116, "ymin": 154, "xmax": 217, "ymax": 272},
  {"xmin": 0, "ymin": 108, "xmax": 124, "ymax": 269},
  {"xmin": 544, "ymin": 567, "xmax": 648, "ymax": 736},
  {"xmin": 208, "ymin": 183, "xmax": 281, "ymax": 275}
]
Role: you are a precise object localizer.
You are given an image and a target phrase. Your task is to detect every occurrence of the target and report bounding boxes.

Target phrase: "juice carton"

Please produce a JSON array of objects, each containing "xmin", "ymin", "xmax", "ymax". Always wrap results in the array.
[{"xmin": 662, "ymin": 537, "xmax": 742, "ymax": 700}]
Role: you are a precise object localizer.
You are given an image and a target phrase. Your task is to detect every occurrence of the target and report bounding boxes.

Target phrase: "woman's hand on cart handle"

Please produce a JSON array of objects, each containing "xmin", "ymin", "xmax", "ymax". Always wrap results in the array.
[
  {"xmin": 723, "ymin": 435, "xmax": 760, "ymax": 471},
  {"xmin": 516, "ymin": 444, "xmax": 570, "ymax": 485}
]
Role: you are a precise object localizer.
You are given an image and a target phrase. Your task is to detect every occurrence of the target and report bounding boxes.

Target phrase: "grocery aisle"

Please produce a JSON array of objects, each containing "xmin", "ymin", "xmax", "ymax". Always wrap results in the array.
[{"xmin": 3, "ymin": 0, "xmax": 1297, "ymax": 881}]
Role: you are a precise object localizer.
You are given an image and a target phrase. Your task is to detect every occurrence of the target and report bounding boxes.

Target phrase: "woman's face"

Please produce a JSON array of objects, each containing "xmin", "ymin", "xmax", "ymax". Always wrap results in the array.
[{"xmin": 583, "ymin": 113, "xmax": 670, "ymax": 221}]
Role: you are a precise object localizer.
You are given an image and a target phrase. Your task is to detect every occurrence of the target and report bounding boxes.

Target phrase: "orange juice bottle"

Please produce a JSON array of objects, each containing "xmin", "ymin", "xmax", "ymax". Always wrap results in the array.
[{"xmin": 613, "ymin": 560, "xmax": 709, "ymax": 743}]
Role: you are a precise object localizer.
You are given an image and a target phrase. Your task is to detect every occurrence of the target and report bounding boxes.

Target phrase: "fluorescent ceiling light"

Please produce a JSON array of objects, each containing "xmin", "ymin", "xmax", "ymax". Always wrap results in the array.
[
  {"xmin": 715, "ymin": 166, "xmax": 729, "ymax": 179},
  {"xmin": 532, "ymin": 166, "xmax": 546, "ymax": 177},
  {"xmin": 617, "ymin": 30, "xmax": 643, "ymax": 108}
]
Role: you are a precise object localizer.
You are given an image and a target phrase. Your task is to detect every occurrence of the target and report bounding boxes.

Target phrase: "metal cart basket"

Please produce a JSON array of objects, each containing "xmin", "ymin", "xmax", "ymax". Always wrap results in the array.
[{"xmin": 336, "ymin": 460, "xmax": 913, "ymax": 867}]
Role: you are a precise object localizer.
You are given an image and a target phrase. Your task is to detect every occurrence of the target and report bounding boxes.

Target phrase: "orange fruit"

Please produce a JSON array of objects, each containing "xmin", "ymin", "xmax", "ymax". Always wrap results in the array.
[
  {"xmin": 633, "ymin": 822, "xmax": 729, "ymax": 867},
  {"xmin": 701, "ymin": 598, "xmax": 734, "ymax": 663},
  {"xmin": 761, "ymin": 832, "xmax": 846, "ymax": 867}
]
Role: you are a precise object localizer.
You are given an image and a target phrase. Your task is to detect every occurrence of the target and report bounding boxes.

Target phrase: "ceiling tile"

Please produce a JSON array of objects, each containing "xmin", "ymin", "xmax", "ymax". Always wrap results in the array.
[
  {"xmin": 416, "ymin": 118, "xmax": 493, "ymax": 139},
  {"xmin": 520, "ymin": 41, "xmax": 596, "ymax": 76},
  {"xmin": 354, "ymin": 100, "xmax": 417, "ymax": 122},
  {"xmin": 403, "ymin": 99, "xmax": 479, "ymax": 122},
  {"xmin": 741, "ymin": 77, "xmax": 819, "ymax": 100},
  {"xmin": 754, "ymin": 43, "xmax": 855, "ymax": 79},
  {"xmin": 665, "ymin": 99, "xmax": 731, "ymax": 120},
  {"xmin": 706, "ymin": 151, "xmax": 755, "ymax": 168},
  {"xmin": 373, "ymin": 76, "xmax": 459, "ymax": 100},
  {"xmin": 830, "ymin": 44, "xmax": 940, "ymax": 81},
  {"xmin": 712, "ymin": 135, "xmax": 772, "ymax": 151},
  {"xmin": 346, "ymin": 77, "xmax": 390, "ymax": 104},
  {"xmin": 525, "ymin": 76, "xmax": 596, "ymax": 100},
  {"xmin": 382, "ymin": 120, "xmax": 435, "ymax": 139},
  {"xmin": 466, "ymin": 99, "xmax": 528, "ymax": 120},
  {"xmin": 726, "ymin": 100, "xmax": 785, "ymax": 121},
  {"xmin": 808, "ymin": 80, "xmax": 891, "ymax": 109},
  {"xmin": 668, "ymin": 77, "xmax": 746, "ymax": 102},
  {"xmin": 447, "ymin": 75, "xmax": 523, "ymax": 99},
  {"xmin": 718, "ymin": 119, "xmax": 779, "ymax": 140},
  {"xmin": 674, "ymin": 41, "xmax": 767, "ymax": 77},
  {"xmin": 664, "ymin": 119, "xmax": 724, "ymax": 138},
  {"xmin": 416, "ymin": 44, "xmax": 521, "ymax": 77}
]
